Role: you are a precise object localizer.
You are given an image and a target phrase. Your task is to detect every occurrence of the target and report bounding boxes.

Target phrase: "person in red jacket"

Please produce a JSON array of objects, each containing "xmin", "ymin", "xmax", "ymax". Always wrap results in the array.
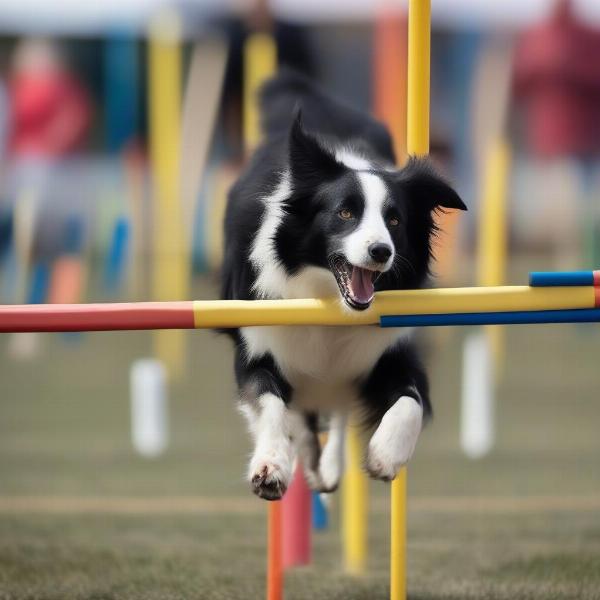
[
  {"xmin": 514, "ymin": 0, "xmax": 600, "ymax": 159},
  {"xmin": 513, "ymin": 0, "xmax": 600, "ymax": 267},
  {"xmin": 8, "ymin": 37, "xmax": 91, "ymax": 159}
]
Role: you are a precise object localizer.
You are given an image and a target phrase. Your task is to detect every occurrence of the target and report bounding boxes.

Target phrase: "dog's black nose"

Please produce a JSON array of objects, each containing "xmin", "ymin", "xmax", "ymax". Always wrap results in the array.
[{"xmin": 368, "ymin": 243, "xmax": 392, "ymax": 263}]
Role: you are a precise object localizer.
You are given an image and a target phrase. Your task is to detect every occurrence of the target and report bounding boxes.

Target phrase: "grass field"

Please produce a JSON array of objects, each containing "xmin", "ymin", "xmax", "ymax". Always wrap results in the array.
[{"xmin": 1, "ymin": 271, "xmax": 600, "ymax": 599}]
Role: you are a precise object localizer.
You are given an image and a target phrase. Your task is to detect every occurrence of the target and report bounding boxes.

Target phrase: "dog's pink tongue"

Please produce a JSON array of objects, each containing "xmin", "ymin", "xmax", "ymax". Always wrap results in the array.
[{"xmin": 350, "ymin": 267, "xmax": 374, "ymax": 305}]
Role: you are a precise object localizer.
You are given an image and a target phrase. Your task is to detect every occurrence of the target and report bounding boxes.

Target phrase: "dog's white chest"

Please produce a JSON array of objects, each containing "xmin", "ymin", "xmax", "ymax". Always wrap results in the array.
[{"xmin": 241, "ymin": 325, "xmax": 409, "ymax": 410}]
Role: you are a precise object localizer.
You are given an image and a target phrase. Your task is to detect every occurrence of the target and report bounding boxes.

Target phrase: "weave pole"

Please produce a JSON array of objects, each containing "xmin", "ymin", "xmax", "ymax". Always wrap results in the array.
[
  {"xmin": 148, "ymin": 10, "xmax": 188, "ymax": 379},
  {"xmin": 392, "ymin": 1, "xmax": 430, "ymax": 598},
  {"xmin": 240, "ymin": 30, "xmax": 282, "ymax": 600},
  {"xmin": 461, "ymin": 138, "xmax": 511, "ymax": 458},
  {"xmin": 342, "ymin": 425, "xmax": 368, "ymax": 574},
  {"xmin": 267, "ymin": 500, "xmax": 283, "ymax": 600}
]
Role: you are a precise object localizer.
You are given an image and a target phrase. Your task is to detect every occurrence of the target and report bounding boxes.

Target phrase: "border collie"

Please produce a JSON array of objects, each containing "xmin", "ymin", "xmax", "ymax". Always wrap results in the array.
[{"xmin": 221, "ymin": 71, "xmax": 465, "ymax": 500}]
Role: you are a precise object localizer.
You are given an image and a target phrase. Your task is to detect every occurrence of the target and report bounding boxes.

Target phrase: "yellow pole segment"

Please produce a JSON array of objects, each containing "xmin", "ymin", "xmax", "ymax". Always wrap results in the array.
[
  {"xmin": 149, "ymin": 10, "xmax": 188, "ymax": 378},
  {"xmin": 390, "ymin": 468, "xmax": 407, "ymax": 600},
  {"xmin": 206, "ymin": 34, "xmax": 276, "ymax": 272},
  {"xmin": 394, "ymin": 1, "xmax": 431, "ymax": 597},
  {"xmin": 407, "ymin": 0, "xmax": 430, "ymax": 157},
  {"xmin": 477, "ymin": 139, "xmax": 511, "ymax": 369},
  {"xmin": 244, "ymin": 33, "xmax": 277, "ymax": 153},
  {"xmin": 342, "ymin": 424, "xmax": 368, "ymax": 574},
  {"xmin": 477, "ymin": 140, "xmax": 510, "ymax": 287},
  {"xmin": 342, "ymin": 426, "xmax": 368, "ymax": 574}
]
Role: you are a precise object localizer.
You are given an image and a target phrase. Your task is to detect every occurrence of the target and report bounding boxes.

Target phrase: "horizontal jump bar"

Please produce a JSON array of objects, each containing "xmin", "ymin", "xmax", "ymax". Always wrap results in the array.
[
  {"xmin": 0, "ymin": 285, "xmax": 599, "ymax": 332},
  {"xmin": 380, "ymin": 308, "xmax": 600, "ymax": 327}
]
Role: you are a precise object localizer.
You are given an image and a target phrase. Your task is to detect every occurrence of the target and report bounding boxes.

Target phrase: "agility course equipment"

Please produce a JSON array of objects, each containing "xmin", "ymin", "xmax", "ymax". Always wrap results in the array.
[
  {"xmin": 2, "ymin": 280, "xmax": 599, "ymax": 332},
  {"xmin": 282, "ymin": 464, "xmax": 311, "ymax": 568},
  {"xmin": 148, "ymin": 10, "xmax": 188, "ymax": 379},
  {"xmin": 342, "ymin": 425, "xmax": 368, "ymax": 575},
  {"xmin": 2, "ymin": 274, "xmax": 599, "ymax": 600},
  {"xmin": 130, "ymin": 358, "xmax": 169, "ymax": 457},
  {"xmin": 460, "ymin": 137, "xmax": 510, "ymax": 458},
  {"xmin": 391, "ymin": 1, "xmax": 430, "ymax": 596}
]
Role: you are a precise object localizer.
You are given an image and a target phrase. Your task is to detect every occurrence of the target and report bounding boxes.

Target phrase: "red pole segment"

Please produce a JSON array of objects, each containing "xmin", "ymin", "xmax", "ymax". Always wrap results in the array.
[
  {"xmin": 267, "ymin": 501, "xmax": 283, "ymax": 600},
  {"xmin": 0, "ymin": 301, "xmax": 195, "ymax": 332},
  {"xmin": 282, "ymin": 465, "xmax": 311, "ymax": 568}
]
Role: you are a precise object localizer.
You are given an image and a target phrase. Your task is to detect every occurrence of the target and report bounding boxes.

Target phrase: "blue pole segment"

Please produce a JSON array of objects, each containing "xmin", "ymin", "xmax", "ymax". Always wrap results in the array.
[
  {"xmin": 104, "ymin": 217, "xmax": 130, "ymax": 295},
  {"xmin": 380, "ymin": 308, "xmax": 600, "ymax": 328},
  {"xmin": 311, "ymin": 491, "xmax": 328, "ymax": 530},
  {"xmin": 27, "ymin": 262, "xmax": 50, "ymax": 304},
  {"xmin": 529, "ymin": 271, "xmax": 596, "ymax": 287}
]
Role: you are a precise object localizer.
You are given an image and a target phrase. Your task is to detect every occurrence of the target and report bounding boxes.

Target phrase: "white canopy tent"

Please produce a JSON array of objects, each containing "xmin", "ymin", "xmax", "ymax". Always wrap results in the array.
[{"xmin": 0, "ymin": 0, "xmax": 599, "ymax": 36}]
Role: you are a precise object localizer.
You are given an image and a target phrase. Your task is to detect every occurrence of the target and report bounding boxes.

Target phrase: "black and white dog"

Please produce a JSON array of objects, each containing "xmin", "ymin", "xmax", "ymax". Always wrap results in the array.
[{"xmin": 221, "ymin": 71, "xmax": 465, "ymax": 500}]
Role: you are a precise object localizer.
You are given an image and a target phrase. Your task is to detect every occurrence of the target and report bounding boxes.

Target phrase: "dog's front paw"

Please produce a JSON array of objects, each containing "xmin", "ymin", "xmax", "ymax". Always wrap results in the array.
[
  {"xmin": 316, "ymin": 443, "xmax": 343, "ymax": 493},
  {"xmin": 365, "ymin": 396, "xmax": 422, "ymax": 481},
  {"xmin": 301, "ymin": 465, "xmax": 338, "ymax": 494},
  {"xmin": 248, "ymin": 453, "xmax": 293, "ymax": 501}
]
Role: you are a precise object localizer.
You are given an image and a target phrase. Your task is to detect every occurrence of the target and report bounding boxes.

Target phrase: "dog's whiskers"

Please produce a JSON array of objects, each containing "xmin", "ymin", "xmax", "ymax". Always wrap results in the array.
[{"xmin": 392, "ymin": 254, "xmax": 416, "ymax": 278}]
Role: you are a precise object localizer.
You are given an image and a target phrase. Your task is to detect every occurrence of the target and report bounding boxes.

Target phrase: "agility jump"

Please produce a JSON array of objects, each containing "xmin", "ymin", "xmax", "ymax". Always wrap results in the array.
[{"xmin": 1, "ymin": 274, "xmax": 599, "ymax": 333}]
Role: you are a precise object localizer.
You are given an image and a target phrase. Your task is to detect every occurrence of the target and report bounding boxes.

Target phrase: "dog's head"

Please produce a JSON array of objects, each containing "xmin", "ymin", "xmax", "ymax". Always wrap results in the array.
[{"xmin": 268, "ymin": 114, "xmax": 466, "ymax": 310}]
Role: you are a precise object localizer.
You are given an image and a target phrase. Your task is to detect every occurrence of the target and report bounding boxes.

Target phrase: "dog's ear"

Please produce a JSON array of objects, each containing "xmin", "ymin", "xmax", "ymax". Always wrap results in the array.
[
  {"xmin": 393, "ymin": 157, "xmax": 466, "ymax": 211},
  {"xmin": 288, "ymin": 111, "xmax": 344, "ymax": 189}
]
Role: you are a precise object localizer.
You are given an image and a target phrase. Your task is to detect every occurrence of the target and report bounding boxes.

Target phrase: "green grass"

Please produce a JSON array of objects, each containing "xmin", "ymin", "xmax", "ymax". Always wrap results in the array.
[{"xmin": 1, "ymin": 273, "xmax": 600, "ymax": 599}]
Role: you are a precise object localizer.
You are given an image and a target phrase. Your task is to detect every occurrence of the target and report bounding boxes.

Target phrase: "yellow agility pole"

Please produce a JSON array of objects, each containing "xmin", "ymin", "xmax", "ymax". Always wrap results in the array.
[
  {"xmin": 407, "ymin": 0, "xmax": 430, "ymax": 158},
  {"xmin": 342, "ymin": 425, "xmax": 368, "ymax": 575},
  {"xmin": 239, "ymin": 31, "xmax": 281, "ymax": 600},
  {"xmin": 207, "ymin": 33, "xmax": 277, "ymax": 272},
  {"xmin": 390, "ymin": 467, "xmax": 407, "ymax": 600},
  {"xmin": 394, "ymin": 1, "xmax": 431, "ymax": 598},
  {"xmin": 148, "ymin": 10, "xmax": 188, "ymax": 379},
  {"xmin": 477, "ymin": 138, "xmax": 511, "ymax": 365}
]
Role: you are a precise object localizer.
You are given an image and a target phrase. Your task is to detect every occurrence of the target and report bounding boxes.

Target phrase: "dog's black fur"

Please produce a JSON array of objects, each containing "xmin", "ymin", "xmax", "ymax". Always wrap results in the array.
[{"xmin": 221, "ymin": 71, "xmax": 465, "ymax": 498}]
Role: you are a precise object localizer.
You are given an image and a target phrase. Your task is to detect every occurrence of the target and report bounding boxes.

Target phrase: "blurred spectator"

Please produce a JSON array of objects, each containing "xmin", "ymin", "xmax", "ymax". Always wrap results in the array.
[
  {"xmin": 8, "ymin": 38, "xmax": 92, "ymax": 158},
  {"xmin": 513, "ymin": 0, "xmax": 600, "ymax": 159},
  {"xmin": 213, "ymin": 0, "xmax": 315, "ymax": 160}
]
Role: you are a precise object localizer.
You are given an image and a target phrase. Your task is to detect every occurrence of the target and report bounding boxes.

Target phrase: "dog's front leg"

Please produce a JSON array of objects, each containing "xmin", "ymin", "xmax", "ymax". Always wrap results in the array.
[
  {"xmin": 318, "ymin": 411, "xmax": 347, "ymax": 492},
  {"xmin": 240, "ymin": 392, "xmax": 294, "ymax": 500},
  {"xmin": 292, "ymin": 411, "xmax": 347, "ymax": 493},
  {"xmin": 365, "ymin": 392, "xmax": 423, "ymax": 481}
]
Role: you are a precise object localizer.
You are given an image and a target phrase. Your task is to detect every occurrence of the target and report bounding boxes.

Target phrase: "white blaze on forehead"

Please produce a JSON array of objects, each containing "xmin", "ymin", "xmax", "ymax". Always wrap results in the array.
[
  {"xmin": 342, "ymin": 171, "xmax": 394, "ymax": 268},
  {"xmin": 358, "ymin": 172, "xmax": 388, "ymax": 215}
]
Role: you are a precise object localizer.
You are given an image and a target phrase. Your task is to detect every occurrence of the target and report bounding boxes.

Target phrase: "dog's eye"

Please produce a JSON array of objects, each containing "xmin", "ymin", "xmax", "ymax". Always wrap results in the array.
[
  {"xmin": 388, "ymin": 216, "xmax": 400, "ymax": 227},
  {"xmin": 339, "ymin": 208, "xmax": 354, "ymax": 220}
]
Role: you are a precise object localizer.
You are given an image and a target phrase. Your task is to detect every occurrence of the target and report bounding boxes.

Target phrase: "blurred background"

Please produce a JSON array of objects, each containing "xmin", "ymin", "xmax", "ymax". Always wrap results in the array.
[{"xmin": 1, "ymin": 1, "xmax": 600, "ymax": 599}]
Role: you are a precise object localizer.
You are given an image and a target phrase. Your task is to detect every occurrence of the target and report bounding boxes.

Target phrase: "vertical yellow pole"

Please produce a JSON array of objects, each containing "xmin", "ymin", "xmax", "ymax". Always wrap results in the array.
[
  {"xmin": 393, "ymin": 1, "xmax": 431, "ymax": 598},
  {"xmin": 390, "ymin": 468, "xmax": 407, "ymax": 600},
  {"xmin": 477, "ymin": 139, "xmax": 511, "ymax": 367},
  {"xmin": 407, "ymin": 0, "xmax": 430, "ymax": 158},
  {"xmin": 342, "ymin": 425, "xmax": 368, "ymax": 574},
  {"xmin": 148, "ymin": 10, "xmax": 187, "ymax": 379},
  {"xmin": 240, "ymin": 30, "xmax": 279, "ymax": 600},
  {"xmin": 207, "ymin": 33, "xmax": 276, "ymax": 272}
]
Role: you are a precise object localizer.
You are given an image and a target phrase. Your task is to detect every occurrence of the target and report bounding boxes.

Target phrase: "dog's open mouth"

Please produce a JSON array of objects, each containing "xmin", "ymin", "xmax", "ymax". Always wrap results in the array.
[{"xmin": 331, "ymin": 256, "xmax": 380, "ymax": 311}]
